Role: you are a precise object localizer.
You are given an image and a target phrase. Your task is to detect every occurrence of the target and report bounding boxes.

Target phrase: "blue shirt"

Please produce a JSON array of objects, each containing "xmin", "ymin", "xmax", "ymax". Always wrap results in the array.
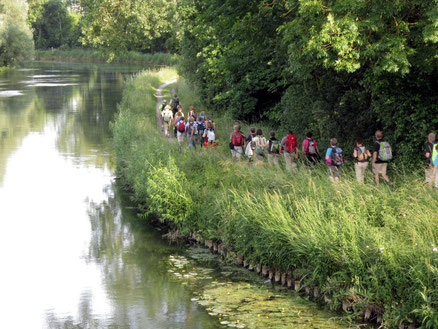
[{"xmin": 326, "ymin": 148, "xmax": 333, "ymax": 158}]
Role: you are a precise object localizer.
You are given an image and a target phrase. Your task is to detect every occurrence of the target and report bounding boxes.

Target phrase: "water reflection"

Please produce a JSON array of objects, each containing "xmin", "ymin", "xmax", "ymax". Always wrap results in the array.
[
  {"xmin": 0, "ymin": 63, "xmax": 221, "ymax": 329},
  {"xmin": 81, "ymin": 183, "xmax": 220, "ymax": 329}
]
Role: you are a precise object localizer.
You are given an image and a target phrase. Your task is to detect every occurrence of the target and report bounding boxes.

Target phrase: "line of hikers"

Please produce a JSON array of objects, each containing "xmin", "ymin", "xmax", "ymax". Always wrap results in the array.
[
  {"xmin": 159, "ymin": 96, "xmax": 218, "ymax": 149},
  {"xmin": 160, "ymin": 97, "xmax": 438, "ymax": 188},
  {"xmin": 230, "ymin": 126, "xmax": 395, "ymax": 186}
]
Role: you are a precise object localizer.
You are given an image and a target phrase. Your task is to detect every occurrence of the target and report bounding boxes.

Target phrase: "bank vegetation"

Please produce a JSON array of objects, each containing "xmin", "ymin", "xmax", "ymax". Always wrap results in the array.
[{"xmin": 113, "ymin": 69, "xmax": 438, "ymax": 329}]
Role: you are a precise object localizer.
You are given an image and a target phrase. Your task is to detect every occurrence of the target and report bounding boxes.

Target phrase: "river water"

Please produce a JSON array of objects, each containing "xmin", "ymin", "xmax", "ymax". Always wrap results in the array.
[{"xmin": 0, "ymin": 63, "xmax": 352, "ymax": 329}]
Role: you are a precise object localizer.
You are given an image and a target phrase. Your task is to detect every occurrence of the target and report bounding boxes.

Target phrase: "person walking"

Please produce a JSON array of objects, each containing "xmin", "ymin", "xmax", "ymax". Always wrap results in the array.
[
  {"xmin": 159, "ymin": 99, "xmax": 167, "ymax": 112},
  {"xmin": 176, "ymin": 115, "xmax": 186, "ymax": 146},
  {"xmin": 268, "ymin": 131, "xmax": 281, "ymax": 167},
  {"xmin": 170, "ymin": 94, "xmax": 180, "ymax": 116},
  {"xmin": 188, "ymin": 106, "xmax": 197, "ymax": 120},
  {"xmin": 425, "ymin": 133, "xmax": 436, "ymax": 184},
  {"xmin": 245, "ymin": 128, "xmax": 257, "ymax": 162},
  {"xmin": 280, "ymin": 130, "xmax": 298, "ymax": 173},
  {"xmin": 173, "ymin": 106, "xmax": 185, "ymax": 137},
  {"xmin": 302, "ymin": 132, "xmax": 320, "ymax": 165},
  {"xmin": 252, "ymin": 129, "xmax": 268, "ymax": 166},
  {"xmin": 202, "ymin": 121, "xmax": 217, "ymax": 148},
  {"xmin": 161, "ymin": 105, "xmax": 173, "ymax": 137},
  {"xmin": 353, "ymin": 138, "xmax": 371, "ymax": 183},
  {"xmin": 230, "ymin": 125, "xmax": 245, "ymax": 161},
  {"xmin": 186, "ymin": 117, "xmax": 197, "ymax": 150},
  {"xmin": 195, "ymin": 115, "xmax": 205, "ymax": 149},
  {"xmin": 372, "ymin": 131, "xmax": 392, "ymax": 187},
  {"xmin": 325, "ymin": 138, "xmax": 345, "ymax": 182}
]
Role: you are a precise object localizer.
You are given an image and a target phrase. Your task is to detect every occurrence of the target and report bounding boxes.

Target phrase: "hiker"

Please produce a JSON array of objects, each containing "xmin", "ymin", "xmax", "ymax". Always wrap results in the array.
[
  {"xmin": 206, "ymin": 116, "xmax": 216, "ymax": 130},
  {"xmin": 161, "ymin": 105, "xmax": 173, "ymax": 137},
  {"xmin": 188, "ymin": 106, "xmax": 196, "ymax": 120},
  {"xmin": 431, "ymin": 144, "xmax": 438, "ymax": 188},
  {"xmin": 268, "ymin": 131, "xmax": 281, "ymax": 167},
  {"xmin": 186, "ymin": 117, "xmax": 197, "ymax": 150},
  {"xmin": 176, "ymin": 116, "xmax": 186, "ymax": 145},
  {"xmin": 325, "ymin": 138, "xmax": 345, "ymax": 182},
  {"xmin": 280, "ymin": 130, "xmax": 298, "ymax": 173},
  {"xmin": 425, "ymin": 133, "xmax": 436, "ymax": 184},
  {"xmin": 252, "ymin": 129, "xmax": 268, "ymax": 165},
  {"xmin": 159, "ymin": 99, "xmax": 167, "ymax": 112},
  {"xmin": 170, "ymin": 94, "xmax": 180, "ymax": 115},
  {"xmin": 302, "ymin": 132, "xmax": 320, "ymax": 165},
  {"xmin": 203, "ymin": 121, "xmax": 217, "ymax": 148},
  {"xmin": 372, "ymin": 131, "xmax": 392, "ymax": 187},
  {"xmin": 174, "ymin": 106, "xmax": 185, "ymax": 137},
  {"xmin": 195, "ymin": 115, "xmax": 206, "ymax": 148},
  {"xmin": 158, "ymin": 100, "xmax": 167, "ymax": 130},
  {"xmin": 230, "ymin": 125, "xmax": 245, "ymax": 161},
  {"xmin": 353, "ymin": 138, "xmax": 371, "ymax": 183},
  {"xmin": 245, "ymin": 128, "xmax": 257, "ymax": 162}
]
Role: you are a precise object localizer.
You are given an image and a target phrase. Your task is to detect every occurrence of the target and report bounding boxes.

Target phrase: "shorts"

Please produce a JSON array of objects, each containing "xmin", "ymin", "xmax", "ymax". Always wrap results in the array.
[
  {"xmin": 373, "ymin": 163, "xmax": 388, "ymax": 175},
  {"xmin": 177, "ymin": 131, "xmax": 184, "ymax": 143},
  {"xmin": 231, "ymin": 146, "xmax": 243, "ymax": 159}
]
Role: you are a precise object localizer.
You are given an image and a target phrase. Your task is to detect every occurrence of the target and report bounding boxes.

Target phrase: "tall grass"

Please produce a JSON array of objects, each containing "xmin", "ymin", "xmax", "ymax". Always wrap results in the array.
[
  {"xmin": 35, "ymin": 48, "xmax": 179, "ymax": 66},
  {"xmin": 113, "ymin": 69, "xmax": 438, "ymax": 328}
]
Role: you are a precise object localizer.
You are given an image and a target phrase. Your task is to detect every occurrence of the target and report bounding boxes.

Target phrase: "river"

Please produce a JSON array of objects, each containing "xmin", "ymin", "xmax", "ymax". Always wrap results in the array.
[{"xmin": 0, "ymin": 63, "xmax": 352, "ymax": 329}]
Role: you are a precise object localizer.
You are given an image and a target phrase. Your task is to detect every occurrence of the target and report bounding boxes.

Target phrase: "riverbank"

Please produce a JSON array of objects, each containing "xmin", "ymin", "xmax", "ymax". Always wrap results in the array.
[
  {"xmin": 112, "ymin": 68, "xmax": 438, "ymax": 329},
  {"xmin": 35, "ymin": 49, "xmax": 178, "ymax": 67}
]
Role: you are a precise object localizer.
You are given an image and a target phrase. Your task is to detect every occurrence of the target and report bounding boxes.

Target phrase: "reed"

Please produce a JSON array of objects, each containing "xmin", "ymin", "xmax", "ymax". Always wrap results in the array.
[
  {"xmin": 35, "ymin": 48, "xmax": 179, "ymax": 66},
  {"xmin": 113, "ymin": 69, "xmax": 438, "ymax": 329}
]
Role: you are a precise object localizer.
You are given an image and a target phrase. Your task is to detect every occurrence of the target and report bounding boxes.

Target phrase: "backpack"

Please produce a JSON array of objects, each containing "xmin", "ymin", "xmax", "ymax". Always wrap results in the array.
[
  {"xmin": 331, "ymin": 147, "xmax": 344, "ymax": 166},
  {"xmin": 255, "ymin": 137, "xmax": 266, "ymax": 156},
  {"xmin": 356, "ymin": 147, "xmax": 370, "ymax": 162},
  {"xmin": 285, "ymin": 134, "xmax": 297, "ymax": 152},
  {"xmin": 206, "ymin": 129, "xmax": 215, "ymax": 142},
  {"xmin": 270, "ymin": 139, "xmax": 280, "ymax": 154},
  {"xmin": 378, "ymin": 141, "xmax": 393, "ymax": 161},
  {"xmin": 305, "ymin": 139, "xmax": 317, "ymax": 154},
  {"xmin": 196, "ymin": 121, "xmax": 205, "ymax": 135},
  {"xmin": 163, "ymin": 110, "xmax": 172, "ymax": 123},
  {"xmin": 232, "ymin": 132, "xmax": 244, "ymax": 146},
  {"xmin": 178, "ymin": 121, "xmax": 185, "ymax": 133}
]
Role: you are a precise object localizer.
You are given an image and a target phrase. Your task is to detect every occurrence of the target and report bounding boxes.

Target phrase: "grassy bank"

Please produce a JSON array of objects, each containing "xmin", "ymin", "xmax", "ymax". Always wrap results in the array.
[
  {"xmin": 113, "ymin": 69, "xmax": 438, "ymax": 329},
  {"xmin": 35, "ymin": 48, "xmax": 179, "ymax": 66}
]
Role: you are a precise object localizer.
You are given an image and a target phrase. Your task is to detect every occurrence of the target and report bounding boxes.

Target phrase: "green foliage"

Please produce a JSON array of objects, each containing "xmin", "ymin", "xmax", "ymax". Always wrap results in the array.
[
  {"xmin": 79, "ymin": 0, "xmax": 179, "ymax": 56},
  {"xmin": 0, "ymin": 0, "xmax": 34, "ymax": 66},
  {"xmin": 35, "ymin": 48, "xmax": 179, "ymax": 66},
  {"xmin": 113, "ymin": 71, "xmax": 438, "ymax": 328},
  {"xmin": 28, "ymin": 0, "xmax": 82, "ymax": 49},
  {"xmin": 146, "ymin": 157, "xmax": 194, "ymax": 225},
  {"xmin": 178, "ymin": 0, "xmax": 438, "ymax": 166}
]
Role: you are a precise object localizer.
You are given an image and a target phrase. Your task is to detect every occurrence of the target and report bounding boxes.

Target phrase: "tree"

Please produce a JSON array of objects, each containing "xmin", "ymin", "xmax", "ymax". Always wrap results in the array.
[
  {"xmin": 79, "ymin": 0, "xmax": 178, "ymax": 56},
  {"xmin": 28, "ymin": 0, "xmax": 80, "ymax": 49},
  {"xmin": 0, "ymin": 0, "xmax": 34, "ymax": 66},
  {"xmin": 178, "ymin": 0, "xmax": 438, "ymax": 165}
]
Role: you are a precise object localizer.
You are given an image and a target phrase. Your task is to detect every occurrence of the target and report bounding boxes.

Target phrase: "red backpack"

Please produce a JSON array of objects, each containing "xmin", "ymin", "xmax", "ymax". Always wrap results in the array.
[
  {"xmin": 285, "ymin": 134, "xmax": 297, "ymax": 152},
  {"xmin": 178, "ymin": 121, "xmax": 185, "ymax": 133},
  {"xmin": 232, "ymin": 132, "xmax": 244, "ymax": 146}
]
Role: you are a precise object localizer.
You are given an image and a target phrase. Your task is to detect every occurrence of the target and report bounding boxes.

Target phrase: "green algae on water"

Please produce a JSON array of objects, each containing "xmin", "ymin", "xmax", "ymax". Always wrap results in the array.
[{"xmin": 167, "ymin": 250, "xmax": 355, "ymax": 329}]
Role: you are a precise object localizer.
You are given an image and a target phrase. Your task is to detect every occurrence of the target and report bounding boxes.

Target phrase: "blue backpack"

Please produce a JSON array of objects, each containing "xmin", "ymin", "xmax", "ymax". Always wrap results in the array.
[
  {"xmin": 331, "ymin": 147, "xmax": 344, "ymax": 166},
  {"xmin": 196, "ymin": 121, "xmax": 205, "ymax": 135}
]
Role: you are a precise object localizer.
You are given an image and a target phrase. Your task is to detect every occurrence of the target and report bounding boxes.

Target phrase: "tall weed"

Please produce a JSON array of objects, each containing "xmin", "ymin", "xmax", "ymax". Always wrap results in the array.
[{"xmin": 113, "ymin": 69, "xmax": 438, "ymax": 328}]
